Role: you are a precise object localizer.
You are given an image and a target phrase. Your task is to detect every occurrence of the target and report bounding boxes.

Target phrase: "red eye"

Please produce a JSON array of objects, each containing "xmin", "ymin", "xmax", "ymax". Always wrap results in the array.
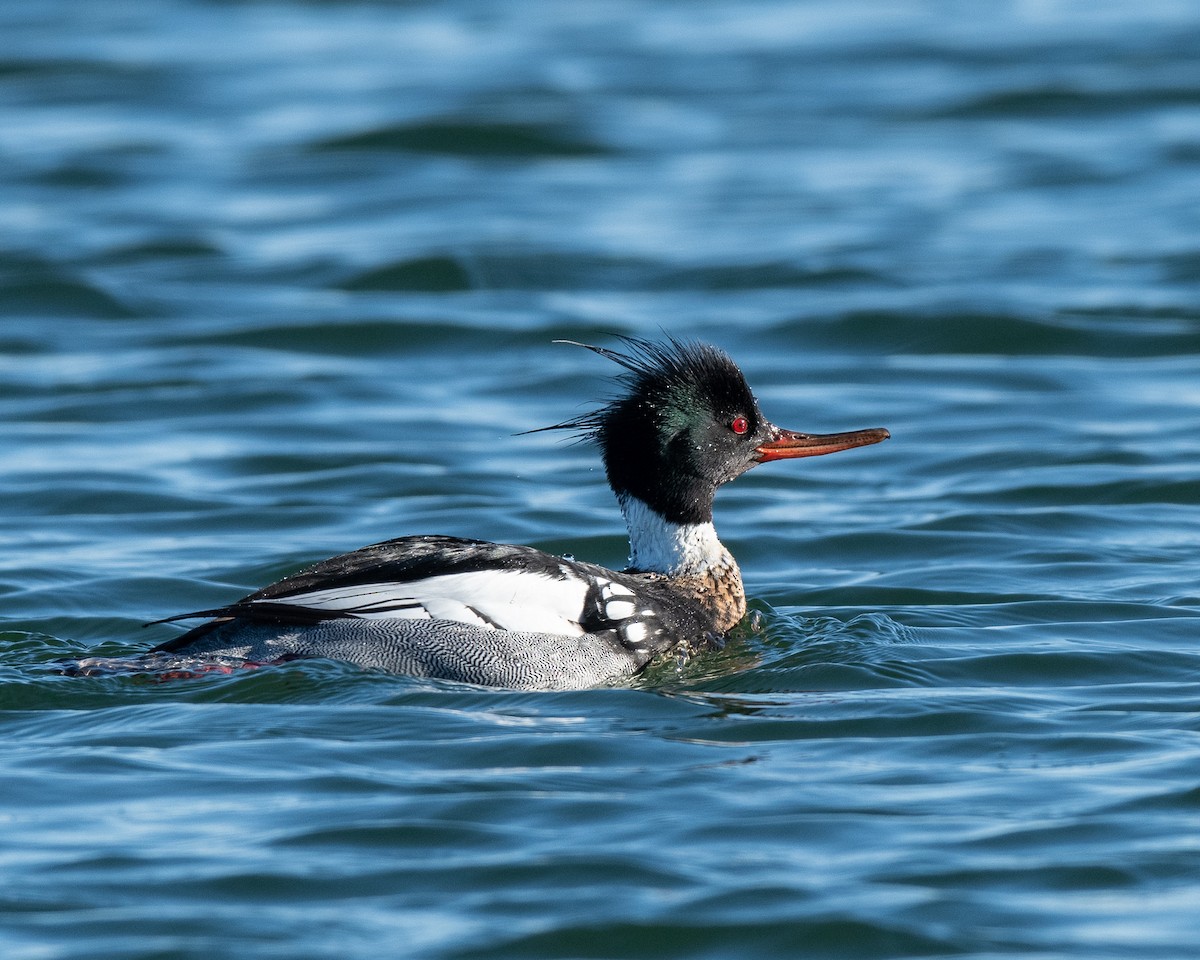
[{"xmin": 730, "ymin": 416, "xmax": 749, "ymax": 435}]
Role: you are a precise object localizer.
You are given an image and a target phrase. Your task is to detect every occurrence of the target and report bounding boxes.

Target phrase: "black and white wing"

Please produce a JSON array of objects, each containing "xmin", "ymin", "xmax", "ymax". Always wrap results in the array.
[{"xmin": 154, "ymin": 535, "xmax": 680, "ymax": 658}]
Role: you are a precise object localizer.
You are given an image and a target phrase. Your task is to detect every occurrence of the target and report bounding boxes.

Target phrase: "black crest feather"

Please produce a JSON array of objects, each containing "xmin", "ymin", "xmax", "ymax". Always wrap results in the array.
[{"xmin": 529, "ymin": 335, "xmax": 757, "ymax": 443}]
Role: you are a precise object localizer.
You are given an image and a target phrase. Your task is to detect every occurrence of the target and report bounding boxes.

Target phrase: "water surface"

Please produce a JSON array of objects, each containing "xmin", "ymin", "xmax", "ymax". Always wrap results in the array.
[{"xmin": 2, "ymin": 1, "xmax": 1200, "ymax": 958}]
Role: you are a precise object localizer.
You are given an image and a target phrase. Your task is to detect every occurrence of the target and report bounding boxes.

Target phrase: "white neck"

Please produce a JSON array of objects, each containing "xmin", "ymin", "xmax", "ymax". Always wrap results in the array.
[{"xmin": 618, "ymin": 494, "xmax": 735, "ymax": 578}]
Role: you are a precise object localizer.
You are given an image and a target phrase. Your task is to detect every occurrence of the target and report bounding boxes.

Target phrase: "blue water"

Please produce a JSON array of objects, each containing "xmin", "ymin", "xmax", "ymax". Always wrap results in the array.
[{"xmin": 3, "ymin": 1, "xmax": 1200, "ymax": 957}]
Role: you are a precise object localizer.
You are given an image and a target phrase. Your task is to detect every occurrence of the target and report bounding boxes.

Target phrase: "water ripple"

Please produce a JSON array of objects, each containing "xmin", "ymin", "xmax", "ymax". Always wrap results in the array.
[{"xmin": 3, "ymin": 1, "xmax": 1200, "ymax": 958}]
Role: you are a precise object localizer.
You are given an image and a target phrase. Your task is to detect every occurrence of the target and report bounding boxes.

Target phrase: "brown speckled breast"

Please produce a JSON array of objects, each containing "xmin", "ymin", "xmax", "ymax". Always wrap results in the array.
[{"xmin": 669, "ymin": 559, "xmax": 747, "ymax": 634}]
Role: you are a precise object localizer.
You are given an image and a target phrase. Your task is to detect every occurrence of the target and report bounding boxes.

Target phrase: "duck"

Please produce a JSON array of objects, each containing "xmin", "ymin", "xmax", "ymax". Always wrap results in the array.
[{"xmin": 137, "ymin": 336, "xmax": 888, "ymax": 689}]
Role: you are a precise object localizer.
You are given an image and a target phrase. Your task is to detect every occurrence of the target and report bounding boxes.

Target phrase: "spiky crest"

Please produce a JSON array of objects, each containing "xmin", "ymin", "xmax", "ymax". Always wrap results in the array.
[{"xmin": 532, "ymin": 335, "xmax": 759, "ymax": 444}]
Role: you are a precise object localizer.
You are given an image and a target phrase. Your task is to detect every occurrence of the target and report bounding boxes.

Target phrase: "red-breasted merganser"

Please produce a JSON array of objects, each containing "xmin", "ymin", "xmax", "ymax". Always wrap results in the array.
[{"xmin": 138, "ymin": 337, "xmax": 888, "ymax": 689}]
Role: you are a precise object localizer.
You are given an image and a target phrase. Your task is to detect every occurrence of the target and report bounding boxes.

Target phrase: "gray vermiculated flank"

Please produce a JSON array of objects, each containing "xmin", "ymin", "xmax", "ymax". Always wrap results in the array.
[{"xmin": 178, "ymin": 619, "xmax": 646, "ymax": 690}]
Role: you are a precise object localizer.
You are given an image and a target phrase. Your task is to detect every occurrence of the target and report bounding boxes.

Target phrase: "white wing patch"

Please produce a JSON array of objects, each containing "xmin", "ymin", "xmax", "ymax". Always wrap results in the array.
[
  {"xmin": 251, "ymin": 569, "xmax": 671, "ymax": 651},
  {"xmin": 253, "ymin": 570, "xmax": 596, "ymax": 637},
  {"xmin": 595, "ymin": 581, "xmax": 666, "ymax": 653}
]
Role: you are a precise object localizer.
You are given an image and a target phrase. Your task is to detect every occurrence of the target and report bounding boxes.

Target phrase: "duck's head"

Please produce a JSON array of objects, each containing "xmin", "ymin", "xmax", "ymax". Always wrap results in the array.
[{"xmin": 543, "ymin": 336, "xmax": 889, "ymax": 525}]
